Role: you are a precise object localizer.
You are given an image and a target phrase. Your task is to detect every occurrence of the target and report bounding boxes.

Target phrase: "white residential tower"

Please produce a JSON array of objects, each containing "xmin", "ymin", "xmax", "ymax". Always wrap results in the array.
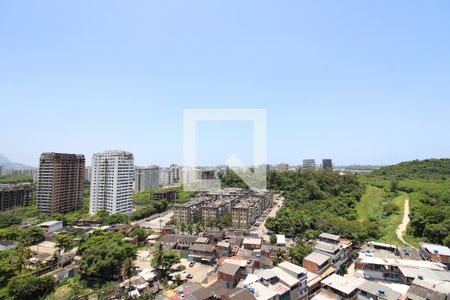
[{"xmin": 89, "ymin": 150, "xmax": 134, "ymax": 215}]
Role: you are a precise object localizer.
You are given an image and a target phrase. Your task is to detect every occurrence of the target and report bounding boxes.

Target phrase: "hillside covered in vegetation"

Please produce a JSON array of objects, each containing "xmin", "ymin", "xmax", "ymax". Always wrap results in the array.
[
  {"xmin": 265, "ymin": 170, "xmax": 378, "ymax": 245},
  {"xmin": 367, "ymin": 158, "xmax": 450, "ymax": 247},
  {"xmin": 371, "ymin": 158, "xmax": 450, "ymax": 180}
]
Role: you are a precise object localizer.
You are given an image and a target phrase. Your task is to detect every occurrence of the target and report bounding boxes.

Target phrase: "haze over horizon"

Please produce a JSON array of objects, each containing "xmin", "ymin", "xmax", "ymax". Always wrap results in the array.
[{"xmin": 1, "ymin": 1, "xmax": 449, "ymax": 167}]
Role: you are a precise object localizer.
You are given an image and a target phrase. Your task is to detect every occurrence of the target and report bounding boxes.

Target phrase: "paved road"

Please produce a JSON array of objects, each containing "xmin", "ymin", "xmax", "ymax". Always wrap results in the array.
[
  {"xmin": 396, "ymin": 197, "xmax": 416, "ymax": 249},
  {"xmin": 133, "ymin": 210, "xmax": 173, "ymax": 231},
  {"xmin": 257, "ymin": 194, "xmax": 284, "ymax": 240}
]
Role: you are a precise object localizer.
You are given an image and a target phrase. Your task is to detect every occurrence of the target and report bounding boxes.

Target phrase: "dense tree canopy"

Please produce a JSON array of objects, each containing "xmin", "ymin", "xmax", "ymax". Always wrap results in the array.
[
  {"xmin": 265, "ymin": 170, "xmax": 373, "ymax": 244},
  {"xmin": 371, "ymin": 158, "xmax": 450, "ymax": 180},
  {"xmin": 78, "ymin": 233, "xmax": 137, "ymax": 280},
  {"xmin": 0, "ymin": 213, "xmax": 21, "ymax": 229},
  {"xmin": 7, "ymin": 274, "xmax": 54, "ymax": 300}
]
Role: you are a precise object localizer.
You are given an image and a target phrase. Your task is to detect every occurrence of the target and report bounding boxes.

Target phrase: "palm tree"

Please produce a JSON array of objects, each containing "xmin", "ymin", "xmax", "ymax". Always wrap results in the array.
[
  {"xmin": 151, "ymin": 243, "xmax": 165, "ymax": 289},
  {"xmin": 187, "ymin": 223, "xmax": 193, "ymax": 235},
  {"xmin": 121, "ymin": 257, "xmax": 134, "ymax": 296},
  {"xmin": 14, "ymin": 245, "xmax": 31, "ymax": 274}
]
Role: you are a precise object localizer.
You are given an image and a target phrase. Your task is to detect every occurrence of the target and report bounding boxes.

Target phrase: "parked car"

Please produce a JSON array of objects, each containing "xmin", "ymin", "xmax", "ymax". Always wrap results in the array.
[{"xmin": 189, "ymin": 262, "xmax": 195, "ymax": 267}]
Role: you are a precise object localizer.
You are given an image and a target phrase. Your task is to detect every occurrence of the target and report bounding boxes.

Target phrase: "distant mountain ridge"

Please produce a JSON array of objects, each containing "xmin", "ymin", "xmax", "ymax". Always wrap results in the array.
[{"xmin": 0, "ymin": 153, "xmax": 35, "ymax": 169}]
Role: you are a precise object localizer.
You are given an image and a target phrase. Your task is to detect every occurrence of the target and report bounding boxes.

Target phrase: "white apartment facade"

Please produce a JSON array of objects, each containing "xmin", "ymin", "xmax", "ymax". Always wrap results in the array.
[{"xmin": 89, "ymin": 150, "xmax": 134, "ymax": 215}]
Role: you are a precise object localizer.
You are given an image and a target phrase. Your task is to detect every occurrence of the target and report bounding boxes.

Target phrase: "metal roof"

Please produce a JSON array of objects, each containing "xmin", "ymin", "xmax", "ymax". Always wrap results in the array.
[
  {"xmin": 421, "ymin": 243, "xmax": 450, "ymax": 256},
  {"xmin": 304, "ymin": 252, "xmax": 330, "ymax": 266}
]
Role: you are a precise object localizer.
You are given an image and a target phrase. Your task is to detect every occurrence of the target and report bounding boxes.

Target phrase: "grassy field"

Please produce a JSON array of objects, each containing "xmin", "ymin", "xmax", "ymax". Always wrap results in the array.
[{"xmin": 356, "ymin": 185, "xmax": 385, "ymax": 222}]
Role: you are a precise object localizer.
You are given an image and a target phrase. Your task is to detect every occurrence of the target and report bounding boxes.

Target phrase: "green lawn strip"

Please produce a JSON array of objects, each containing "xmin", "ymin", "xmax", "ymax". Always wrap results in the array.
[
  {"xmin": 377, "ymin": 193, "xmax": 407, "ymax": 246},
  {"xmin": 356, "ymin": 185, "xmax": 385, "ymax": 222}
]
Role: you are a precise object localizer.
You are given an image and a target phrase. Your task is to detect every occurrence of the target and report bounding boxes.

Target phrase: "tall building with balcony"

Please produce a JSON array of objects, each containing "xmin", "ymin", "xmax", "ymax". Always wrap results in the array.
[
  {"xmin": 37, "ymin": 152, "xmax": 85, "ymax": 214},
  {"xmin": 134, "ymin": 165, "xmax": 160, "ymax": 192},
  {"xmin": 89, "ymin": 150, "xmax": 134, "ymax": 215}
]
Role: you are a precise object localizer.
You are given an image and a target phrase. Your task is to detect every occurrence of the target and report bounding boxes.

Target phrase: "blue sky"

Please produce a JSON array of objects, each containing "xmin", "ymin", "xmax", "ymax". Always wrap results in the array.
[{"xmin": 1, "ymin": 1, "xmax": 449, "ymax": 167}]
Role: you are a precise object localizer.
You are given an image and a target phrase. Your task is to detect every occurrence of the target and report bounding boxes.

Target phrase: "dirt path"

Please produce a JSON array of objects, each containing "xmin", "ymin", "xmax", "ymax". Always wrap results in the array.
[{"xmin": 396, "ymin": 197, "xmax": 416, "ymax": 249}]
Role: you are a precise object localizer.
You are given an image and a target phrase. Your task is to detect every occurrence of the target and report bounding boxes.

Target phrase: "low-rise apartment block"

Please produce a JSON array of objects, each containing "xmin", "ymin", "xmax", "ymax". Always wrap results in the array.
[
  {"xmin": 174, "ymin": 190, "xmax": 273, "ymax": 229},
  {"xmin": 313, "ymin": 233, "xmax": 352, "ymax": 272}
]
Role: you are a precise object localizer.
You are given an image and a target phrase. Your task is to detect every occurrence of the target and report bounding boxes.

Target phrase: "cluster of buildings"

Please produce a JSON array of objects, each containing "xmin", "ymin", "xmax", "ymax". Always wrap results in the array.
[
  {"xmin": 1, "ymin": 150, "xmax": 336, "ymax": 218},
  {"xmin": 302, "ymin": 159, "xmax": 333, "ymax": 171},
  {"xmin": 133, "ymin": 164, "xmax": 182, "ymax": 192},
  {"xmin": 268, "ymin": 159, "xmax": 333, "ymax": 172},
  {"xmin": 0, "ymin": 166, "xmax": 37, "ymax": 178},
  {"xmin": 150, "ymin": 228, "xmax": 450, "ymax": 300},
  {"xmin": 173, "ymin": 189, "xmax": 273, "ymax": 229}
]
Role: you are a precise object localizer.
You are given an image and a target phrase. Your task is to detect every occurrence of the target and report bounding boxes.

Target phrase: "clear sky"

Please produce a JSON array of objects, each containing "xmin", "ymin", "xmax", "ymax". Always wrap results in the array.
[{"xmin": 1, "ymin": 1, "xmax": 449, "ymax": 167}]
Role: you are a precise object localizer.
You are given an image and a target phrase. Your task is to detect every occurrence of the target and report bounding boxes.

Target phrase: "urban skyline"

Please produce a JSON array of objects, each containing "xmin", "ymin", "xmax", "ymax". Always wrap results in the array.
[
  {"xmin": 0, "ymin": 1, "xmax": 448, "ymax": 298},
  {"xmin": 1, "ymin": 1, "xmax": 450, "ymax": 167}
]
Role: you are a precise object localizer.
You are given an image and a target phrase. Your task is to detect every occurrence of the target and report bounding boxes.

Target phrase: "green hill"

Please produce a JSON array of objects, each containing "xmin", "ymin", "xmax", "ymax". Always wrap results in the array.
[
  {"xmin": 366, "ymin": 158, "xmax": 450, "ymax": 247},
  {"xmin": 370, "ymin": 158, "xmax": 450, "ymax": 180}
]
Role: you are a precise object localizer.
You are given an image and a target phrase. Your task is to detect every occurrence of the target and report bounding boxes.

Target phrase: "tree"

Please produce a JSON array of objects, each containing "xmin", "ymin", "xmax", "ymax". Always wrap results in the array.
[
  {"xmin": 151, "ymin": 243, "xmax": 180, "ymax": 285},
  {"xmin": 105, "ymin": 213, "xmax": 130, "ymax": 225},
  {"xmin": 196, "ymin": 222, "xmax": 204, "ymax": 233},
  {"xmin": 193, "ymin": 223, "xmax": 199, "ymax": 234},
  {"xmin": 19, "ymin": 226, "xmax": 45, "ymax": 246},
  {"xmin": 180, "ymin": 223, "xmax": 186, "ymax": 234},
  {"xmin": 288, "ymin": 243, "xmax": 312, "ymax": 266},
  {"xmin": 389, "ymin": 179, "xmax": 399, "ymax": 192},
  {"xmin": 7, "ymin": 274, "xmax": 54, "ymax": 300},
  {"xmin": 219, "ymin": 213, "xmax": 231, "ymax": 229},
  {"xmin": 0, "ymin": 250, "xmax": 16, "ymax": 287},
  {"xmin": 152, "ymin": 243, "xmax": 165, "ymax": 284},
  {"xmin": 129, "ymin": 227, "xmax": 149, "ymax": 243},
  {"xmin": 55, "ymin": 234, "xmax": 75, "ymax": 254},
  {"xmin": 273, "ymin": 248, "xmax": 286, "ymax": 265},
  {"xmin": 12, "ymin": 245, "xmax": 31, "ymax": 274},
  {"xmin": 78, "ymin": 233, "xmax": 137, "ymax": 280},
  {"xmin": 187, "ymin": 223, "xmax": 193, "ymax": 235},
  {"xmin": 270, "ymin": 235, "xmax": 277, "ymax": 245},
  {"xmin": 383, "ymin": 203, "xmax": 399, "ymax": 216},
  {"xmin": 121, "ymin": 257, "xmax": 134, "ymax": 296},
  {"xmin": 0, "ymin": 212, "xmax": 21, "ymax": 229}
]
